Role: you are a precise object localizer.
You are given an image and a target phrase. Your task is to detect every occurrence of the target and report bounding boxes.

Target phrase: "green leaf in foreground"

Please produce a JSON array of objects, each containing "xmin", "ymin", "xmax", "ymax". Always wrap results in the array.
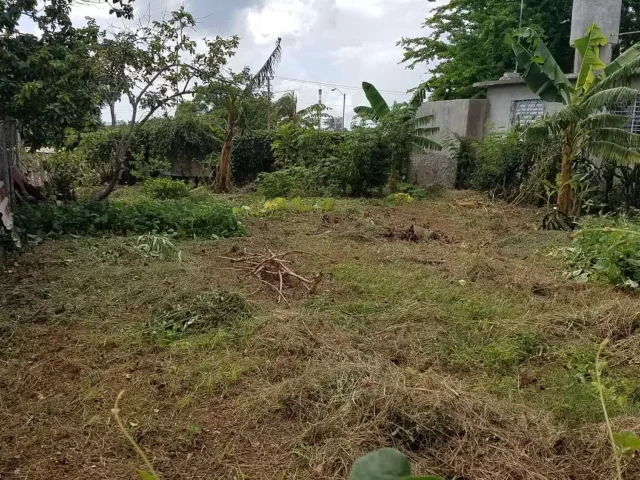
[
  {"xmin": 349, "ymin": 448, "xmax": 411, "ymax": 480},
  {"xmin": 613, "ymin": 430, "xmax": 640, "ymax": 453},
  {"xmin": 138, "ymin": 470, "xmax": 159, "ymax": 480},
  {"xmin": 348, "ymin": 448, "xmax": 444, "ymax": 480}
]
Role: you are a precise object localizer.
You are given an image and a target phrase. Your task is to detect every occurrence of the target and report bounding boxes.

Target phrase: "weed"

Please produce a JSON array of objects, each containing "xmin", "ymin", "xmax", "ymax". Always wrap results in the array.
[
  {"xmin": 386, "ymin": 193, "xmax": 414, "ymax": 205},
  {"xmin": 14, "ymin": 199, "xmax": 245, "ymax": 239},
  {"xmin": 140, "ymin": 178, "xmax": 191, "ymax": 200},
  {"xmin": 147, "ymin": 290, "xmax": 250, "ymax": 342},
  {"xmin": 133, "ymin": 234, "xmax": 182, "ymax": 261}
]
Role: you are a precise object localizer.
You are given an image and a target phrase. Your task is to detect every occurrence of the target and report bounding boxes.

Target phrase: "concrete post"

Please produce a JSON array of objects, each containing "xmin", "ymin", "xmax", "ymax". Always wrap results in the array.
[{"xmin": 570, "ymin": 0, "xmax": 622, "ymax": 71}]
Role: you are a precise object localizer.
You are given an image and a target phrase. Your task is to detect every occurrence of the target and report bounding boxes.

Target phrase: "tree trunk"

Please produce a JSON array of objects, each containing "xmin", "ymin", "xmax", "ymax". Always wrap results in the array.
[
  {"xmin": 109, "ymin": 102, "xmax": 117, "ymax": 127},
  {"xmin": 91, "ymin": 140, "xmax": 128, "ymax": 201},
  {"xmin": 558, "ymin": 127, "xmax": 576, "ymax": 215},
  {"xmin": 214, "ymin": 127, "xmax": 234, "ymax": 193}
]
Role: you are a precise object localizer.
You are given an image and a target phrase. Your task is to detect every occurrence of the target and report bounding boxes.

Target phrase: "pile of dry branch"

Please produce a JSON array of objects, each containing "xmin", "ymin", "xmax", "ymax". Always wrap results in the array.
[{"xmin": 220, "ymin": 249, "xmax": 322, "ymax": 304}]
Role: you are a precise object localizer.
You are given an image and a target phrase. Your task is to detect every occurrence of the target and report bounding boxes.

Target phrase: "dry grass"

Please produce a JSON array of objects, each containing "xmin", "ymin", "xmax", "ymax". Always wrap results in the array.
[{"xmin": 2, "ymin": 190, "xmax": 640, "ymax": 479}]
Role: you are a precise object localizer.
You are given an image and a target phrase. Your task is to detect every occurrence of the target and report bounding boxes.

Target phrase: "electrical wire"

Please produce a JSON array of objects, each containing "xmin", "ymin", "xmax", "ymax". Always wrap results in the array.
[{"xmin": 273, "ymin": 76, "xmax": 410, "ymax": 95}]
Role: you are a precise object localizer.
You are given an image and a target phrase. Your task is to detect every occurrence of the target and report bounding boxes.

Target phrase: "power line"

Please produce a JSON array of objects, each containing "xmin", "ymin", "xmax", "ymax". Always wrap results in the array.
[{"xmin": 273, "ymin": 76, "xmax": 410, "ymax": 95}]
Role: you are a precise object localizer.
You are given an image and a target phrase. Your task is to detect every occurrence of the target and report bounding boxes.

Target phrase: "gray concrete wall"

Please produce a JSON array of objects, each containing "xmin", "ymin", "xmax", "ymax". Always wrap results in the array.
[
  {"xmin": 408, "ymin": 99, "xmax": 487, "ymax": 188},
  {"xmin": 484, "ymin": 83, "xmax": 562, "ymax": 132}
]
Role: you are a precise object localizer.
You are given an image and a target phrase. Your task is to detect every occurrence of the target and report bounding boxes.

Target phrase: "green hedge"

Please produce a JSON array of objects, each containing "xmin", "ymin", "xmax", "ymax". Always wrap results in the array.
[{"xmin": 15, "ymin": 199, "xmax": 245, "ymax": 238}]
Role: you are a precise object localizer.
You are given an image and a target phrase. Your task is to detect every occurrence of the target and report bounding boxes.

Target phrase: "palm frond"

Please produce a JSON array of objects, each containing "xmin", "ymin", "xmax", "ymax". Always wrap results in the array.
[
  {"xmin": 414, "ymin": 114, "xmax": 435, "ymax": 127},
  {"xmin": 588, "ymin": 128, "xmax": 640, "ymax": 148},
  {"xmin": 551, "ymin": 104, "xmax": 587, "ymax": 124},
  {"xmin": 579, "ymin": 113, "xmax": 629, "ymax": 130},
  {"xmin": 589, "ymin": 53, "xmax": 640, "ymax": 94},
  {"xmin": 362, "ymin": 82, "xmax": 390, "ymax": 119},
  {"xmin": 586, "ymin": 141, "xmax": 640, "ymax": 164},
  {"xmin": 247, "ymin": 37, "xmax": 282, "ymax": 91},
  {"xmin": 354, "ymin": 105, "xmax": 375, "ymax": 117},
  {"xmin": 409, "ymin": 82, "xmax": 428, "ymax": 109},
  {"xmin": 412, "ymin": 135, "xmax": 442, "ymax": 151},
  {"xmin": 415, "ymin": 126, "xmax": 440, "ymax": 136},
  {"xmin": 582, "ymin": 86, "xmax": 638, "ymax": 111}
]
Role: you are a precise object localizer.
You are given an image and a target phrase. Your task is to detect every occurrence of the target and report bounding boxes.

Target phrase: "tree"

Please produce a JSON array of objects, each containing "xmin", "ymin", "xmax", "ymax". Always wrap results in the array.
[
  {"xmin": 211, "ymin": 38, "xmax": 282, "ymax": 193},
  {"xmin": 355, "ymin": 82, "xmax": 441, "ymax": 189},
  {"xmin": 509, "ymin": 23, "xmax": 640, "ymax": 216},
  {"xmin": 273, "ymin": 92, "xmax": 298, "ymax": 126},
  {"xmin": 91, "ymin": 8, "xmax": 239, "ymax": 200},
  {"xmin": 399, "ymin": 0, "xmax": 640, "ymax": 101}
]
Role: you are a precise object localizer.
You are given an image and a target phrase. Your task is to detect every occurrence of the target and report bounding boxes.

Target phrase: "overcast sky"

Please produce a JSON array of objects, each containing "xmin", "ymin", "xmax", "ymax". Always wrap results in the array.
[{"xmin": 63, "ymin": 0, "xmax": 443, "ymax": 125}]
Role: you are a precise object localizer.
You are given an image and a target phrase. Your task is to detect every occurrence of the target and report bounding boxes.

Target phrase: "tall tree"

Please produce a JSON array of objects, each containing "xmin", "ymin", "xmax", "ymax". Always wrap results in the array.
[
  {"xmin": 399, "ymin": 0, "xmax": 640, "ymax": 101},
  {"xmin": 509, "ymin": 24, "xmax": 640, "ymax": 217},
  {"xmin": 211, "ymin": 38, "xmax": 282, "ymax": 193},
  {"xmin": 91, "ymin": 8, "xmax": 239, "ymax": 200}
]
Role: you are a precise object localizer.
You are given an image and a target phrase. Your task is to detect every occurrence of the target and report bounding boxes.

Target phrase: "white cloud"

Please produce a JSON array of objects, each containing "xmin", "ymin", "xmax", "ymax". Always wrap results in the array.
[{"xmin": 245, "ymin": 0, "xmax": 321, "ymax": 44}]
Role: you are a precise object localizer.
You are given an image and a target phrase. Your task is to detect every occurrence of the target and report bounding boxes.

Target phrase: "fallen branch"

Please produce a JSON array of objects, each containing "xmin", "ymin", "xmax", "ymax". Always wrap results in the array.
[{"xmin": 218, "ymin": 249, "xmax": 322, "ymax": 304}]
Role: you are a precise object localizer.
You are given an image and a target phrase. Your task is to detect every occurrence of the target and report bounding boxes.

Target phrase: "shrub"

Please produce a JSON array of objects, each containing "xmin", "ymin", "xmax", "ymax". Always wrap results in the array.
[
  {"xmin": 562, "ymin": 218, "xmax": 640, "ymax": 288},
  {"xmin": 231, "ymin": 130, "xmax": 276, "ymax": 184},
  {"xmin": 258, "ymin": 166, "xmax": 322, "ymax": 198},
  {"xmin": 386, "ymin": 193, "xmax": 414, "ymax": 205},
  {"xmin": 335, "ymin": 128, "xmax": 390, "ymax": 196},
  {"xmin": 141, "ymin": 178, "xmax": 190, "ymax": 200},
  {"xmin": 39, "ymin": 150, "xmax": 90, "ymax": 200},
  {"xmin": 14, "ymin": 199, "xmax": 245, "ymax": 239},
  {"xmin": 272, "ymin": 123, "xmax": 345, "ymax": 168}
]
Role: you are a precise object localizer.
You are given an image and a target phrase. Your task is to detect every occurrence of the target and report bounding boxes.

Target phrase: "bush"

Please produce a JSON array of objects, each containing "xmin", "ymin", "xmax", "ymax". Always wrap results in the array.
[
  {"xmin": 231, "ymin": 130, "xmax": 276, "ymax": 185},
  {"xmin": 272, "ymin": 123, "xmax": 345, "ymax": 168},
  {"xmin": 141, "ymin": 178, "xmax": 190, "ymax": 200},
  {"xmin": 14, "ymin": 199, "xmax": 245, "ymax": 239},
  {"xmin": 258, "ymin": 166, "xmax": 322, "ymax": 198},
  {"xmin": 39, "ymin": 150, "xmax": 90, "ymax": 200},
  {"xmin": 562, "ymin": 218, "xmax": 640, "ymax": 288}
]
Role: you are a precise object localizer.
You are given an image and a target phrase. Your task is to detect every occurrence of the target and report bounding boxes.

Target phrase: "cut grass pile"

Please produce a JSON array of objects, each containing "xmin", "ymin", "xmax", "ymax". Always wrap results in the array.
[{"xmin": 2, "ymin": 190, "xmax": 640, "ymax": 479}]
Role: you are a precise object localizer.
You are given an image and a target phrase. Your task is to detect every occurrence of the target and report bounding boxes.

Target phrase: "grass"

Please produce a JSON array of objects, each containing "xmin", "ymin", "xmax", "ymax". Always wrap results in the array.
[{"xmin": 2, "ymin": 189, "xmax": 640, "ymax": 479}]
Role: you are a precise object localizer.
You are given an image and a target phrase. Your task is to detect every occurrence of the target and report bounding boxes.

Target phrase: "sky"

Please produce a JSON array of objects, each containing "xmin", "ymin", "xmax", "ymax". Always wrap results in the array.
[{"xmin": 61, "ymin": 0, "xmax": 444, "ymax": 125}]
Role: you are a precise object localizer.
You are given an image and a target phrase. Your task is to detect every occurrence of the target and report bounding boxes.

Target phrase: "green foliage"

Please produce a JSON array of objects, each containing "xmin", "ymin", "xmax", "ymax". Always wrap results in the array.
[
  {"xmin": 386, "ymin": 193, "xmax": 414, "ymax": 205},
  {"xmin": 40, "ymin": 150, "xmax": 89, "ymax": 200},
  {"xmin": 258, "ymin": 166, "xmax": 322, "ymax": 198},
  {"xmin": 349, "ymin": 448, "xmax": 442, "ymax": 480},
  {"xmin": 231, "ymin": 130, "xmax": 276, "ymax": 185},
  {"xmin": 562, "ymin": 219, "xmax": 640, "ymax": 287},
  {"xmin": 141, "ymin": 178, "xmax": 190, "ymax": 200},
  {"xmin": 147, "ymin": 290, "xmax": 250, "ymax": 342},
  {"xmin": 272, "ymin": 123, "xmax": 346, "ymax": 168},
  {"xmin": 132, "ymin": 234, "xmax": 182, "ymax": 261},
  {"xmin": 398, "ymin": 0, "xmax": 574, "ymax": 100},
  {"xmin": 14, "ymin": 199, "xmax": 245, "ymax": 239}
]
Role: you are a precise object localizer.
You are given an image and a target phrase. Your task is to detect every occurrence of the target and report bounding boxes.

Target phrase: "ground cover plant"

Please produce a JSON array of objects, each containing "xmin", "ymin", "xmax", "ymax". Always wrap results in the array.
[{"xmin": 3, "ymin": 190, "xmax": 640, "ymax": 479}]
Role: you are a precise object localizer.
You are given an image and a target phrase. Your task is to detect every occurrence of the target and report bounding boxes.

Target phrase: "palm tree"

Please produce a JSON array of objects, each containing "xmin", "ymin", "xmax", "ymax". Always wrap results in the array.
[
  {"xmin": 510, "ymin": 23, "xmax": 640, "ymax": 216},
  {"xmin": 355, "ymin": 82, "xmax": 441, "ymax": 190},
  {"xmin": 212, "ymin": 38, "xmax": 282, "ymax": 192},
  {"xmin": 273, "ymin": 92, "xmax": 298, "ymax": 126}
]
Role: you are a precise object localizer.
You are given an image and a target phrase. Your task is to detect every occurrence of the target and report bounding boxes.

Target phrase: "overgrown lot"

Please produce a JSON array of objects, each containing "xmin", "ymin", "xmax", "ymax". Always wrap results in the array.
[{"xmin": 2, "ymin": 190, "xmax": 640, "ymax": 480}]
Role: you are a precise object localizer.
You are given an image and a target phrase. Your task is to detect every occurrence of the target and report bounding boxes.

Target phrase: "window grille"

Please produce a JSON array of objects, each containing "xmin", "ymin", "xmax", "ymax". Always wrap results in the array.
[{"xmin": 510, "ymin": 99, "xmax": 544, "ymax": 127}]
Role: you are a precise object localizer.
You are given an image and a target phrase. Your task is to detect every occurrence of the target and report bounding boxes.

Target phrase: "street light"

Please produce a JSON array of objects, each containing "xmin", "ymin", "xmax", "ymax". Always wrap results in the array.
[{"xmin": 331, "ymin": 87, "xmax": 346, "ymax": 131}]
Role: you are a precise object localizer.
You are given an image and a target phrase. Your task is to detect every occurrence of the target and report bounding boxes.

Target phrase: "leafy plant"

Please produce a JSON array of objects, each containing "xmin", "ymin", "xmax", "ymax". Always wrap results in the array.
[
  {"xmin": 14, "ymin": 199, "xmax": 245, "ymax": 239},
  {"xmin": 349, "ymin": 448, "xmax": 442, "ymax": 480},
  {"xmin": 561, "ymin": 218, "xmax": 640, "ymax": 287},
  {"xmin": 355, "ymin": 82, "xmax": 441, "ymax": 190},
  {"xmin": 147, "ymin": 290, "xmax": 250, "ymax": 342},
  {"xmin": 258, "ymin": 166, "xmax": 322, "ymax": 198},
  {"xmin": 386, "ymin": 193, "xmax": 414, "ymax": 205},
  {"xmin": 141, "ymin": 178, "xmax": 191, "ymax": 200},
  {"xmin": 134, "ymin": 234, "xmax": 181, "ymax": 261},
  {"xmin": 509, "ymin": 23, "xmax": 640, "ymax": 216}
]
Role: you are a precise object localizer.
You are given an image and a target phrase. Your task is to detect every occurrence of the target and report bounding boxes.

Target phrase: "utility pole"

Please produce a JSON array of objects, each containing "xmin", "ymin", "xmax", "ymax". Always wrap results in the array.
[
  {"xmin": 332, "ymin": 87, "xmax": 346, "ymax": 130},
  {"xmin": 318, "ymin": 88, "xmax": 322, "ymax": 130}
]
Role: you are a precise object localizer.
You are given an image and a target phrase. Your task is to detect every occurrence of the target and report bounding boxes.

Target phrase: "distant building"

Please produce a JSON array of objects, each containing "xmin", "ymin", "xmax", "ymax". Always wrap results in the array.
[{"xmin": 410, "ymin": 0, "xmax": 632, "ymax": 188}]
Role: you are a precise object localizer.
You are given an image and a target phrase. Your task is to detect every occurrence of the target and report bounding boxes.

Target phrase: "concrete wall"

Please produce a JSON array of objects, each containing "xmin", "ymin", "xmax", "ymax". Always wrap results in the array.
[
  {"xmin": 484, "ymin": 83, "xmax": 561, "ymax": 132},
  {"xmin": 408, "ymin": 99, "xmax": 487, "ymax": 188}
]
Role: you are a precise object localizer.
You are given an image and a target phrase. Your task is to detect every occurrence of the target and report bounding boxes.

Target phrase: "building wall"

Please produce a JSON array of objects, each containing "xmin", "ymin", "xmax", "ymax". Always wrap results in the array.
[
  {"xmin": 408, "ymin": 99, "xmax": 487, "ymax": 188},
  {"xmin": 485, "ymin": 83, "xmax": 562, "ymax": 132}
]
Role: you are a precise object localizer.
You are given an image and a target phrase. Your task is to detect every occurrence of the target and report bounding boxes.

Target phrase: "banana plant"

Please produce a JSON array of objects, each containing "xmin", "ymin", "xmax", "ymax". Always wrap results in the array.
[
  {"xmin": 354, "ymin": 82, "xmax": 441, "ymax": 190},
  {"xmin": 508, "ymin": 23, "xmax": 640, "ymax": 217}
]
